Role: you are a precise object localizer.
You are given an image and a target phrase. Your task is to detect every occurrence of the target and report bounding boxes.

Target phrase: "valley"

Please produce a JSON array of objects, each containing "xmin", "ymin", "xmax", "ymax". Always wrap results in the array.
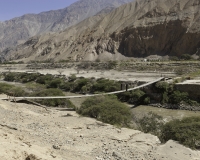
[{"xmin": 1, "ymin": 0, "xmax": 200, "ymax": 159}]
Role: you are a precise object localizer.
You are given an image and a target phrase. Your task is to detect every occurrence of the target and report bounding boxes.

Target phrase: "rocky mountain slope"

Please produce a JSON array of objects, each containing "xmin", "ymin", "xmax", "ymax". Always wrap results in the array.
[
  {"xmin": 0, "ymin": 0, "xmax": 133, "ymax": 51},
  {"xmin": 1, "ymin": 0, "xmax": 200, "ymax": 62}
]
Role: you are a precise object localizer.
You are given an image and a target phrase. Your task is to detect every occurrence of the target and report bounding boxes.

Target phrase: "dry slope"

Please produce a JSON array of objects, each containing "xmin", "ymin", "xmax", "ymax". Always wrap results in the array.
[
  {"xmin": 2, "ymin": 0, "xmax": 200, "ymax": 62},
  {"xmin": 0, "ymin": 96, "xmax": 199, "ymax": 160},
  {"xmin": 0, "ymin": 0, "xmax": 133, "ymax": 52}
]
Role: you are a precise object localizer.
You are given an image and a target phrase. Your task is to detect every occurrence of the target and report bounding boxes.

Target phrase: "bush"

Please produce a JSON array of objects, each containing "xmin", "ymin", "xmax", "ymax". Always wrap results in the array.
[
  {"xmin": 25, "ymin": 82, "xmax": 46, "ymax": 92},
  {"xmin": 91, "ymin": 78, "xmax": 120, "ymax": 93},
  {"xmin": 36, "ymin": 74, "xmax": 54, "ymax": 85},
  {"xmin": 31, "ymin": 88, "xmax": 67, "ymax": 107},
  {"xmin": 118, "ymin": 89, "xmax": 147, "ymax": 105},
  {"xmin": 20, "ymin": 73, "xmax": 41, "ymax": 83},
  {"xmin": 47, "ymin": 78, "xmax": 64, "ymax": 88},
  {"xmin": 180, "ymin": 54, "xmax": 192, "ymax": 60},
  {"xmin": 129, "ymin": 89, "xmax": 146, "ymax": 104},
  {"xmin": 133, "ymin": 112, "xmax": 164, "ymax": 136},
  {"xmin": 169, "ymin": 91, "xmax": 188, "ymax": 104},
  {"xmin": 155, "ymin": 81, "xmax": 169, "ymax": 93},
  {"xmin": 68, "ymin": 74, "xmax": 77, "ymax": 82},
  {"xmin": 160, "ymin": 116, "xmax": 200, "ymax": 149},
  {"xmin": 77, "ymin": 96, "xmax": 132, "ymax": 127},
  {"xmin": 73, "ymin": 78, "xmax": 90, "ymax": 92},
  {"xmin": 0, "ymin": 83, "xmax": 26, "ymax": 96},
  {"xmin": 66, "ymin": 99, "xmax": 76, "ymax": 109},
  {"xmin": 4, "ymin": 72, "xmax": 17, "ymax": 82}
]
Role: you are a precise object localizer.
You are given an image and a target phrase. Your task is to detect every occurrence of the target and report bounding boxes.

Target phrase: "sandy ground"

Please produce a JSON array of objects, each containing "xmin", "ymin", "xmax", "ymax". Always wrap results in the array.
[
  {"xmin": 0, "ymin": 66, "xmax": 175, "ymax": 82},
  {"xmin": 0, "ymin": 95, "xmax": 199, "ymax": 160}
]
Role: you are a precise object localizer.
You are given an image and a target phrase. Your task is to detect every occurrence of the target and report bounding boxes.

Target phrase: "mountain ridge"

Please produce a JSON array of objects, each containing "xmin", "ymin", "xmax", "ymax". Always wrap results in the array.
[
  {"xmin": 1, "ymin": 0, "xmax": 200, "ymax": 62},
  {"xmin": 0, "ymin": 0, "xmax": 133, "ymax": 51}
]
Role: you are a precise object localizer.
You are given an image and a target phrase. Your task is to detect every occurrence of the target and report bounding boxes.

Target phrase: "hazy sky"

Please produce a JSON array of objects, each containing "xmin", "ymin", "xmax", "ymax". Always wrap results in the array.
[{"xmin": 0, "ymin": 0, "xmax": 78, "ymax": 21}]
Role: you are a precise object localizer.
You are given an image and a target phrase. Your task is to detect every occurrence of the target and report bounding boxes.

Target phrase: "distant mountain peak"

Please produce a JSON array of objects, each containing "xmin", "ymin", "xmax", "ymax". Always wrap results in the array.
[{"xmin": 0, "ymin": 0, "xmax": 133, "ymax": 52}]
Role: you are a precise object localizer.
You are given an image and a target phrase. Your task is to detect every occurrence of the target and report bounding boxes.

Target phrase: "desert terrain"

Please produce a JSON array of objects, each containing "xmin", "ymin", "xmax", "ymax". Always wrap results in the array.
[
  {"xmin": 0, "ymin": 96, "xmax": 200, "ymax": 160},
  {"xmin": 0, "ymin": 63, "xmax": 199, "ymax": 160}
]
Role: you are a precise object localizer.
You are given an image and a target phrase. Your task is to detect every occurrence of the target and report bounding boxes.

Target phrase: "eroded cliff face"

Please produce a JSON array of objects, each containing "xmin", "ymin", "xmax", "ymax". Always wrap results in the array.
[
  {"xmin": 116, "ymin": 20, "xmax": 200, "ymax": 57},
  {"xmin": 1, "ymin": 0, "xmax": 200, "ymax": 62}
]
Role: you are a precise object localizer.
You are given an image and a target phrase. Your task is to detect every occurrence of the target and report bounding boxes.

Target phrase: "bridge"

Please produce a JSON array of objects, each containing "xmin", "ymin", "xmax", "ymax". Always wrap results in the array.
[{"xmin": 0, "ymin": 77, "xmax": 164, "ymax": 101}]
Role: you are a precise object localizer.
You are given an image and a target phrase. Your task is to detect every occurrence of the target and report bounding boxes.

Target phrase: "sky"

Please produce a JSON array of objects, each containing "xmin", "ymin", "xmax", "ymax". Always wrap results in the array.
[{"xmin": 0, "ymin": 0, "xmax": 78, "ymax": 21}]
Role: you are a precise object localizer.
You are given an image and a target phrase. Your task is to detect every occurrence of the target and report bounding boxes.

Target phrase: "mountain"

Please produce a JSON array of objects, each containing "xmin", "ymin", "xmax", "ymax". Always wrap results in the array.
[
  {"xmin": 0, "ymin": 0, "xmax": 133, "ymax": 52},
  {"xmin": 1, "ymin": 0, "xmax": 200, "ymax": 62}
]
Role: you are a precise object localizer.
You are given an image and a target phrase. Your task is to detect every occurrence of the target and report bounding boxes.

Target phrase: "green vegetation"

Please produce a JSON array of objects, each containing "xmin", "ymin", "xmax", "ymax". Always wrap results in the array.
[
  {"xmin": 25, "ymin": 82, "xmax": 46, "ymax": 92},
  {"xmin": 118, "ymin": 89, "xmax": 150, "ymax": 105},
  {"xmin": 133, "ymin": 112, "xmax": 164, "ymax": 136},
  {"xmin": 77, "ymin": 96, "xmax": 132, "ymax": 127},
  {"xmin": 91, "ymin": 78, "xmax": 120, "ymax": 93},
  {"xmin": 30, "ymin": 88, "xmax": 67, "ymax": 107},
  {"xmin": 160, "ymin": 116, "xmax": 200, "ymax": 149},
  {"xmin": 66, "ymin": 99, "xmax": 76, "ymax": 109},
  {"xmin": 154, "ymin": 81, "xmax": 198, "ymax": 107},
  {"xmin": 0, "ymin": 83, "xmax": 26, "ymax": 97},
  {"xmin": 133, "ymin": 112, "xmax": 200, "ymax": 150},
  {"xmin": 180, "ymin": 54, "xmax": 193, "ymax": 60}
]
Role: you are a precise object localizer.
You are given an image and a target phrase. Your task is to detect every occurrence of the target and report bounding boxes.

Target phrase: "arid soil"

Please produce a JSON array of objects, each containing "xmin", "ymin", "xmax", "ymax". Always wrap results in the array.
[{"xmin": 0, "ymin": 94, "xmax": 199, "ymax": 160}]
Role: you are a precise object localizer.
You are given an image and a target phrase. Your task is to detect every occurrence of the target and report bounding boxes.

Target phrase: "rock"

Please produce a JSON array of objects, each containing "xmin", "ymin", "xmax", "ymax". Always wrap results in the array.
[{"xmin": 52, "ymin": 144, "xmax": 60, "ymax": 150}]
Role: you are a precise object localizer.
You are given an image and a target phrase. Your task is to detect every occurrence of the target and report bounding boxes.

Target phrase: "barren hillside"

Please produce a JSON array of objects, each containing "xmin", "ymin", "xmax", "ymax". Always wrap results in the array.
[
  {"xmin": 0, "ymin": 0, "xmax": 133, "ymax": 51},
  {"xmin": 1, "ymin": 0, "xmax": 200, "ymax": 62}
]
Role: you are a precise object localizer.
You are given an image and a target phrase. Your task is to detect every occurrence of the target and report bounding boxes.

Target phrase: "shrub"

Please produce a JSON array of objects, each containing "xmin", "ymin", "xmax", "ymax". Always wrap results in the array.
[
  {"xmin": 4, "ymin": 72, "xmax": 17, "ymax": 82},
  {"xmin": 66, "ymin": 99, "xmax": 76, "ymax": 109},
  {"xmin": 68, "ymin": 74, "xmax": 76, "ymax": 82},
  {"xmin": 60, "ymin": 82, "xmax": 71, "ymax": 91},
  {"xmin": 73, "ymin": 78, "xmax": 90, "ymax": 92},
  {"xmin": 47, "ymin": 78, "xmax": 64, "ymax": 88},
  {"xmin": 77, "ymin": 96, "xmax": 132, "ymax": 127},
  {"xmin": 133, "ymin": 112, "xmax": 164, "ymax": 136},
  {"xmin": 160, "ymin": 116, "xmax": 200, "ymax": 149},
  {"xmin": 180, "ymin": 54, "xmax": 192, "ymax": 60},
  {"xmin": 118, "ymin": 89, "xmax": 150, "ymax": 105},
  {"xmin": 129, "ymin": 89, "xmax": 146, "ymax": 104},
  {"xmin": 19, "ymin": 73, "xmax": 40, "ymax": 83},
  {"xmin": 91, "ymin": 78, "xmax": 120, "ymax": 93},
  {"xmin": 169, "ymin": 91, "xmax": 188, "ymax": 104},
  {"xmin": 0, "ymin": 83, "xmax": 26, "ymax": 96},
  {"xmin": 25, "ymin": 82, "xmax": 46, "ymax": 92},
  {"xmin": 155, "ymin": 81, "xmax": 169, "ymax": 93},
  {"xmin": 36, "ymin": 74, "xmax": 54, "ymax": 85},
  {"xmin": 161, "ymin": 92, "xmax": 169, "ymax": 104},
  {"xmin": 31, "ymin": 88, "xmax": 67, "ymax": 107}
]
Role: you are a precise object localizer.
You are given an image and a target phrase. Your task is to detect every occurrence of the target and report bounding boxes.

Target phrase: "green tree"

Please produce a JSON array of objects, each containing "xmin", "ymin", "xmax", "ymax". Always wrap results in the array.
[{"xmin": 78, "ymin": 96, "xmax": 132, "ymax": 127}]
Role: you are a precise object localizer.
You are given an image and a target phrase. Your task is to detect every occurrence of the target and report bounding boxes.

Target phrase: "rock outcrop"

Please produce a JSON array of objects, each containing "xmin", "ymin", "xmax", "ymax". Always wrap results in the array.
[
  {"xmin": 1, "ymin": 0, "xmax": 200, "ymax": 62},
  {"xmin": 0, "ymin": 0, "xmax": 133, "ymax": 51}
]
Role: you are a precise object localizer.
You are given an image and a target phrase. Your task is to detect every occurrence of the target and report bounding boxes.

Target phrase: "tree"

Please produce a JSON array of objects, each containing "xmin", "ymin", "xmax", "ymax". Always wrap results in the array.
[{"xmin": 78, "ymin": 96, "xmax": 132, "ymax": 127}]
